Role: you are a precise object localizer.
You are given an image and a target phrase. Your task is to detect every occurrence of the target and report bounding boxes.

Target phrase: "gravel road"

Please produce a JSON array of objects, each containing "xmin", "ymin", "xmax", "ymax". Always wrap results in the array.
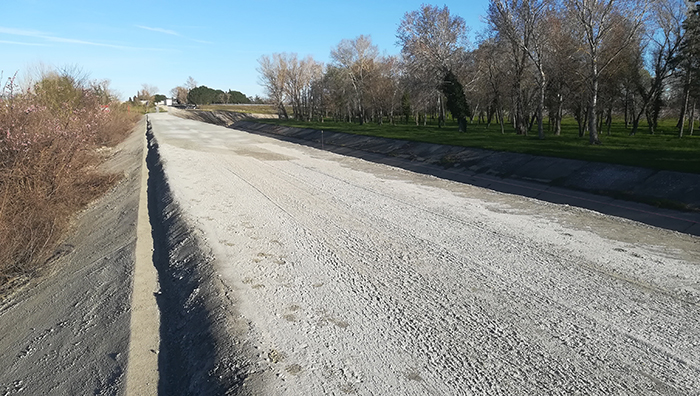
[{"xmin": 150, "ymin": 113, "xmax": 700, "ymax": 395}]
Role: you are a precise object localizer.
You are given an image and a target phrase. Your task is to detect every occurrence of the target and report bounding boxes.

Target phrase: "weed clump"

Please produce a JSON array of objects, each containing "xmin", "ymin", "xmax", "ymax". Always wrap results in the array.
[{"xmin": 0, "ymin": 70, "xmax": 139, "ymax": 290}]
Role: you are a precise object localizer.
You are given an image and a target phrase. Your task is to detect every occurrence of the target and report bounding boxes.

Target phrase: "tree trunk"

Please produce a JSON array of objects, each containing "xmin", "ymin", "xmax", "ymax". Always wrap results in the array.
[
  {"xmin": 689, "ymin": 98, "xmax": 696, "ymax": 136},
  {"xmin": 278, "ymin": 102, "xmax": 289, "ymax": 120},
  {"xmin": 575, "ymin": 105, "xmax": 585, "ymax": 137},
  {"xmin": 458, "ymin": 117, "xmax": 467, "ymax": 133},
  {"xmin": 554, "ymin": 94, "xmax": 563, "ymax": 136},
  {"xmin": 486, "ymin": 105, "xmax": 492, "ymax": 128},
  {"xmin": 631, "ymin": 105, "xmax": 645, "ymax": 136},
  {"xmin": 537, "ymin": 70, "xmax": 545, "ymax": 140},
  {"xmin": 625, "ymin": 89, "xmax": 630, "ymax": 129},
  {"xmin": 588, "ymin": 73, "xmax": 601, "ymax": 144},
  {"xmin": 438, "ymin": 96, "xmax": 445, "ymax": 128},
  {"xmin": 528, "ymin": 112, "xmax": 536, "ymax": 132},
  {"xmin": 517, "ymin": 96, "xmax": 527, "ymax": 136},
  {"xmin": 645, "ymin": 107, "xmax": 654, "ymax": 134},
  {"xmin": 499, "ymin": 108, "xmax": 505, "ymax": 134},
  {"xmin": 678, "ymin": 73, "xmax": 691, "ymax": 137},
  {"xmin": 649, "ymin": 92, "xmax": 662, "ymax": 135}
]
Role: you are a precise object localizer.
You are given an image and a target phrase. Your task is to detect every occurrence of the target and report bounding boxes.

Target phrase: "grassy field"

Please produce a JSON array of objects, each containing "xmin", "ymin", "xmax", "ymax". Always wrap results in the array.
[{"xmin": 257, "ymin": 117, "xmax": 700, "ymax": 174}]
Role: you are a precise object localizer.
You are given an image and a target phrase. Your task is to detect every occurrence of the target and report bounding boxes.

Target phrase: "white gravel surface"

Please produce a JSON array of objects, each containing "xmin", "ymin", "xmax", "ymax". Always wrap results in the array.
[{"xmin": 150, "ymin": 113, "xmax": 700, "ymax": 395}]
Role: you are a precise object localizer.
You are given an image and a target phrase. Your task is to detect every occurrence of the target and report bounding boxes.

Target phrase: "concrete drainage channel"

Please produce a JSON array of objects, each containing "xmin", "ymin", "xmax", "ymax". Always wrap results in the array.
[{"xmin": 130, "ymin": 118, "xmax": 250, "ymax": 395}]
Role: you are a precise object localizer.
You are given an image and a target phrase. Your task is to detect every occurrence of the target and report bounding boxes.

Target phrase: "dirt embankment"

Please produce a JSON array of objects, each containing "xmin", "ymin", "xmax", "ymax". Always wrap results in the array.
[
  {"xmin": 0, "ymin": 119, "xmax": 252, "ymax": 395},
  {"xmin": 0, "ymin": 122, "xmax": 145, "ymax": 396}
]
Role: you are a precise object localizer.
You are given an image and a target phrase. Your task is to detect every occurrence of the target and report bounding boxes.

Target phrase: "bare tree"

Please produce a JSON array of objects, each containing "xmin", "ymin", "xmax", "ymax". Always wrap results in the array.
[
  {"xmin": 322, "ymin": 65, "xmax": 353, "ymax": 122},
  {"xmin": 473, "ymin": 36, "xmax": 511, "ymax": 133},
  {"xmin": 543, "ymin": 14, "xmax": 582, "ymax": 136},
  {"xmin": 367, "ymin": 55, "xmax": 402, "ymax": 124},
  {"xmin": 488, "ymin": 0, "xmax": 553, "ymax": 138},
  {"xmin": 397, "ymin": 4, "xmax": 469, "ymax": 74},
  {"xmin": 565, "ymin": 0, "xmax": 651, "ymax": 144},
  {"xmin": 397, "ymin": 5, "xmax": 471, "ymax": 131},
  {"xmin": 257, "ymin": 54, "xmax": 290, "ymax": 119},
  {"xmin": 330, "ymin": 35, "xmax": 379, "ymax": 124},
  {"xmin": 285, "ymin": 54, "xmax": 323, "ymax": 121},
  {"xmin": 637, "ymin": 0, "xmax": 688, "ymax": 133},
  {"xmin": 170, "ymin": 86, "xmax": 188, "ymax": 104},
  {"xmin": 185, "ymin": 76, "xmax": 197, "ymax": 91},
  {"xmin": 139, "ymin": 83, "xmax": 158, "ymax": 106}
]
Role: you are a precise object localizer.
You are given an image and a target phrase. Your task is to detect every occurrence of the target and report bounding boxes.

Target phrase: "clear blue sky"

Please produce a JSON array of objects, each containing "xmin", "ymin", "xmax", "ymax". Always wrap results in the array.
[{"xmin": 2, "ymin": 0, "xmax": 490, "ymax": 100}]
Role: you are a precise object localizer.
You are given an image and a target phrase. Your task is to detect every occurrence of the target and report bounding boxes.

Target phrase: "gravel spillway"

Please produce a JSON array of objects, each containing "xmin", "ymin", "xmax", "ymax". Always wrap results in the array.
[{"xmin": 147, "ymin": 112, "xmax": 700, "ymax": 395}]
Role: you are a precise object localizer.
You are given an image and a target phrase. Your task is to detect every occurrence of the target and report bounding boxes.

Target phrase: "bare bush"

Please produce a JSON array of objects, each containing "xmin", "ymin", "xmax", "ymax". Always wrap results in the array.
[{"xmin": 0, "ymin": 70, "xmax": 139, "ymax": 290}]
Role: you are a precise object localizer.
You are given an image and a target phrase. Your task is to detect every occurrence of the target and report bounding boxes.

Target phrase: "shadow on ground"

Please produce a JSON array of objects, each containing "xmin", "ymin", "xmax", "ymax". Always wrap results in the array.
[{"xmin": 146, "ymin": 122, "xmax": 251, "ymax": 395}]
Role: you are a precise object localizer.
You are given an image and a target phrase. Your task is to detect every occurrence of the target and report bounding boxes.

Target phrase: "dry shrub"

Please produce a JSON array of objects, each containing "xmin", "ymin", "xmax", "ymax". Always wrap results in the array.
[{"xmin": 0, "ymin": 71, "xmax": 139, "ymax": 288}]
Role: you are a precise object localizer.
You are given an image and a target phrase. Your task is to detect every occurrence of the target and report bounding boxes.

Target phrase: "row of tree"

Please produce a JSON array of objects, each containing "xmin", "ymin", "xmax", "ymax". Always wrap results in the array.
[
  {"xmin": 257, "ymin": 0, "xmax": 700, "ymax": 142},
  {"xmin": 168, "ymin": 77, "xmax": 263, "ymax": 106}
]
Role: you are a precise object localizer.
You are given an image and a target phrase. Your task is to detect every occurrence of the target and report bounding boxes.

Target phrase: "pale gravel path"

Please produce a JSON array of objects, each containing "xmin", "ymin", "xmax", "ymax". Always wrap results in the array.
[{"xmin": 150, "ymin": 113, "xmax": 700, "ymax": 395}]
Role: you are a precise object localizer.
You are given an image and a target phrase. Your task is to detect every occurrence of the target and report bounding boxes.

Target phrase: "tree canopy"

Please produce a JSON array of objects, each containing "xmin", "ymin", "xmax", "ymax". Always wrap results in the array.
[
  {"xmin": 186, "ymin": 85, "xmax": 252, "ymax": 105},
  {"xmin": 256, "ymin": 1, "xmax": 699, "ymax": 137}
]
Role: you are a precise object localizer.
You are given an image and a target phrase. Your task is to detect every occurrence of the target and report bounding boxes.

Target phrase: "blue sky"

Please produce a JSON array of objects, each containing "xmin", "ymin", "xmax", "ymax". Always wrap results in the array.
[{"xmin": 1, "ymin": 0, "xmax": 490, "ymax": 100}]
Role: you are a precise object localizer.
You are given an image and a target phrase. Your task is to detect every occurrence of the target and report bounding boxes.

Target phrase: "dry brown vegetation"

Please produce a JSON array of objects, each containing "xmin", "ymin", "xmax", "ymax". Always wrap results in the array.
[{"xmin": 0, "ymin": 70, "xmax": 140, "ymax": 291}]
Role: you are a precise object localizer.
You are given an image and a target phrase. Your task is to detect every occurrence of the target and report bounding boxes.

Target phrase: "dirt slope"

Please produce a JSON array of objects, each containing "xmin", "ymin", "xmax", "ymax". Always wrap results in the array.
[{"xmin": 0, "ymin": 122, "xmax": 145, "ymax": 395}]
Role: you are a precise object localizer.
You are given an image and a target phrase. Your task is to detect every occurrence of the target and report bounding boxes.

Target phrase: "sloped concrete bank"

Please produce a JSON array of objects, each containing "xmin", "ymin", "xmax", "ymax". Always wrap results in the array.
[
  {"xmin": 168, "ymin": 108, "xmax": 269, "ymax": 126},
  {"xmin": 145, "ymin": 124, "xmax": 255, "ymax": 395},
  {"xmin": 227, "ymin": 120, "xmax": 700, "ymax": 236}
]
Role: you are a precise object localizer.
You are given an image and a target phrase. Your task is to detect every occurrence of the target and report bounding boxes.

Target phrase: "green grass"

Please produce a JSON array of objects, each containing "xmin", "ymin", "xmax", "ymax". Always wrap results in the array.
[{"xmin": 257, "ymin": 117, "xmax": 700, "ymax": 174}]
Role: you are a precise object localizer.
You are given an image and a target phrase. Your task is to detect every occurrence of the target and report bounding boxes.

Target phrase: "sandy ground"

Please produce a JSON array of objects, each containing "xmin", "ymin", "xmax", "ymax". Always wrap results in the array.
[
  {"xmin": 148, "ymin": 113, "xmax": 700, "ymax": 395},
  {"xmin": 1, "ymin": 111, "xmax": 698, "ymax": 395},
  {"xmin": 0, "ymin": 122, "xmax": 146, "ymax": 396}
]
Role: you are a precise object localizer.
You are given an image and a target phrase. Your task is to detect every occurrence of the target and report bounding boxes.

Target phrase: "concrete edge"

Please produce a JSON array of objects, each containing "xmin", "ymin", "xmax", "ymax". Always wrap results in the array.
[
  {"xmin": 125, "ymin": 116, "xmax": 161, "ymax": 395},
  {"xmin": 229, "ymin": 119, "xmax": 699, "ymax": 206}
]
